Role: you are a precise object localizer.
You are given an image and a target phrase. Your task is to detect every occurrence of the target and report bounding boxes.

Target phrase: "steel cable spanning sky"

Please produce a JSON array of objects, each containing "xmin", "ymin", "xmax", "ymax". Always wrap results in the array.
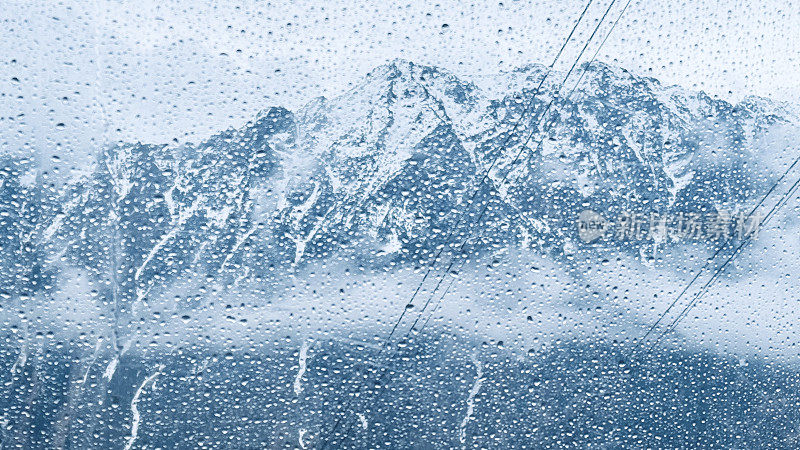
[{"xmin": 318, "ymin": 0, "xmax": 638, "ymax": 445}]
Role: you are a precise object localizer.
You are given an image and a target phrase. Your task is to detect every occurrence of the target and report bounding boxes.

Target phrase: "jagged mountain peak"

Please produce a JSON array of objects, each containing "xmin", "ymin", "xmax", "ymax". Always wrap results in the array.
[{"xmin": 21, "ymin": 59, "xmax": 797, "ymax": 306}]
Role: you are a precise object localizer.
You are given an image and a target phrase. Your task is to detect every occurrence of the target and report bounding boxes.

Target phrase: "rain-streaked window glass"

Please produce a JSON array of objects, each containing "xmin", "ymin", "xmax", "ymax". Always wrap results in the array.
[{"xmin": 2, "ymin": 1, "xmax": 799, "ymax": 448}]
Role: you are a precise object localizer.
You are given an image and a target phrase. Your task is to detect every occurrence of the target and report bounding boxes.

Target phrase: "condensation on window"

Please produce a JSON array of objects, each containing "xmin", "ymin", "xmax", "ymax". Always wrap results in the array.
[{"xmin": 1, "ymin": 1, "xmax": 799, "ymax": 448}]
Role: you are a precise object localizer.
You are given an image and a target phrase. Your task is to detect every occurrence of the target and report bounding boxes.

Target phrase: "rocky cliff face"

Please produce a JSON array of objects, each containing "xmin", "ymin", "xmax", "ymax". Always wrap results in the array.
[
  {"xmin": 2, "ymin": 59, "xmax": 800, "ymax": 449},
  {"xmin": 11, "ymin": 59, "xmax": 790, "ymax": 314}
]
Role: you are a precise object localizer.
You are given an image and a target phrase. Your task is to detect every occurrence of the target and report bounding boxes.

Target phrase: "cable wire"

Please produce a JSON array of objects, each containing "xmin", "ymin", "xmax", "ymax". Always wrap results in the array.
[
  {"xmin": 645, "ymin": 171, "xmax": 800, "ymax": 353},
  {"xmin": 317, "ymin": 0, "xmax": 638, "ymax": 447},
  {"xmin": 631, "ymin": 152, "xmax": 800, "ymax": 356}
]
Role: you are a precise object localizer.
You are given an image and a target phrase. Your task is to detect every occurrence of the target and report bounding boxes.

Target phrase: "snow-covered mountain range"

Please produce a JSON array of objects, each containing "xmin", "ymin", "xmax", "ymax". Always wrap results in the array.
[
  {"xmin": 3, "ymin": 59, "xmax": 800, "ymax": 449},
  {"xmin": 4, "ymin": 59, "xmax": 797, "ymax": 317}
]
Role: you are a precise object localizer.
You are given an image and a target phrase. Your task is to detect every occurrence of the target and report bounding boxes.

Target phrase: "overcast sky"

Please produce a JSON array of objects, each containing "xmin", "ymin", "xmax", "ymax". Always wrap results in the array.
[{"xmin": 1, "ymin": 0, "xmax": 798, "ymax": 170}]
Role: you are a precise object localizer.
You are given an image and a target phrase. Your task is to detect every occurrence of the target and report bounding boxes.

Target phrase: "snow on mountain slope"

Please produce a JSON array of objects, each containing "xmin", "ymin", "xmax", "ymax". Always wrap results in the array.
[
  {"xmin": 2, "ymin": 59, "xmax": 796, "ymax": 333},
  {"xmin": 2, "ymin": 59, "xmax": 800, "ymax": 450}
]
